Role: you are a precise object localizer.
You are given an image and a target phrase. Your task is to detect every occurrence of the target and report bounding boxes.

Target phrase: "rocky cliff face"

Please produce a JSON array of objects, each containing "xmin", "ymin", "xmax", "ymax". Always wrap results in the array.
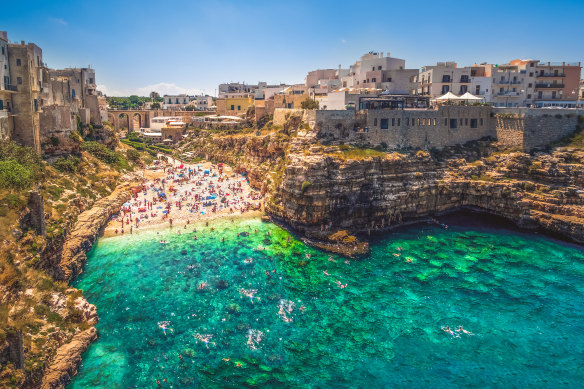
[
  {"xmin": 40, "ymin": 327, "xmax": 97, "ymax": 389},
  {"xmin": 272, "ymin": 144, "xmax": 584, "ymax": 244},
  {"xmin": 41, "ymin": 172, "xmax": 143, "ymax": 282}
]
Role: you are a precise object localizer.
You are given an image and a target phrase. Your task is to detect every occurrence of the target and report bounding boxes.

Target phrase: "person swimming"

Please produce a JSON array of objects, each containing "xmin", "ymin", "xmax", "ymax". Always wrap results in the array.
[
  {"xmin": 456, "ymin": 326, "xmax": 472, "ymax": 335},
  {"xmin": 323, "ymin": 270, "xmax": 330, "ymax": 276},
  {"xmin": 442, "ymin": 326, "xmax": 458, "ymax": 336}
]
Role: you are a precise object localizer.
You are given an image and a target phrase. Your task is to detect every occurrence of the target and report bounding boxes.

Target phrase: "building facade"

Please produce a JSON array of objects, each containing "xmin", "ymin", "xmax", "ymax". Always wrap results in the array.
[
  {"xmin": 413, "ymin": 62, "xmax": 473, "ymax": 98},
  {"xmin": 0, "ymin": 31, "xmax": 104, "ymax": 154},
  {"xmin": 341, "ymin": 51, "xmax": 418, "ymax": 94}
]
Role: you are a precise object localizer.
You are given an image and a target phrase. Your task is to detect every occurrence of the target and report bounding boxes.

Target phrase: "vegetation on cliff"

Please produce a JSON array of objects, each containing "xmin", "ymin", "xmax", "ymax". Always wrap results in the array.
[{"xmin": 0, "ymin": 131, "xmax": 152, "ymax": 388}]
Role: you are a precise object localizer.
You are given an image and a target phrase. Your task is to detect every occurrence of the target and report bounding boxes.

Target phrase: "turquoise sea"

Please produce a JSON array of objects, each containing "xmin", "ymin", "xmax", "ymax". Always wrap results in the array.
[{"xmin": 70, "ymin": 214, "xmax": 584, "ymax": 388}]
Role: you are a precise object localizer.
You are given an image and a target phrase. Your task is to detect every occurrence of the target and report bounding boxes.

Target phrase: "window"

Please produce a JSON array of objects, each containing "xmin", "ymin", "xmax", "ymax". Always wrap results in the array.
[
  {"xmin": 450, "ymin": 119, "xmax": 457, "ymax": 129},
  {"xmin": 527, "ymin": 94, "xmax": 531, "ymax": 99},
  {"xmin": 89, "ymin": 78, "xmax": 94, "ymax": 84},
  {"xmin": 433, "ymin": 118, "xmax": 437, "ymax": 126},
  {"xmin": 16, "ymin": 58, "xmax": 21, "ymax": 66},
  {"xmin": 17, "ymin": 77, "xmax": 22, "ymax": 85},
  {"xmin": 0, "ymin": 99, "xmax": 3, "ymax": 110},
  {"xmin": 530, "ymin": 63, "xmax": 534, "ymax": 67},
  {"xmin": 1, "ymin": 46, "xmax": 3, "ymax": 55},
  {"xmin": 465, "ymin": 118, "xmax": 468, "ymax": 126},
  {"xmin": 374, "ymin": 118, "xmax": 378, "ymax": 127},
  {"xmin": 444, "ymin": 118, "xmax": 448, "ymax": 126},
  {"xmin": 34, "ymin": 99, "xmax": 38, "ymax": 111},
  {"xmin": 442, "ymin": 75, "xmax": 451, "ymax": 82},
  {"xmin": 238, "ymin": 105, "xmax": 241, "ymax": 110},
  {"xmin": 441, "ymin": 85, "xmax": 450, "ymax": 94},
  {"xmin": 72, "ymin": 89, "xmax": 76, "ymax": 98},
  {"xmin": 230, "ymin": 105, "xmax": 235, "ymax": 110},
  {"xmin": 387, "ymin": 77, "xmax": 392, "ymax": 82},
  {"xmin": 397, "ymin": 118, "xmax": 401, "ymax": 126},
  {"xmin": 480, "ymin": 118, "xmax": 484, "ymax": 126},
  {"xmin": 391, "ymin": 118, "xmax": 395, "ymax": 126},
  {"xmin": 377, "ymin": 66, "xmax": 382, "ymax": 70},
  {"xmin": 470, "ymin": 119, "xmax": 478, "ymax": 128},
  {"xmin": 529, "ymin": 72, "xmax": 533, "ymax": 77},
  {"xmin": 371, "ymin": 78, "xmax": 376, "ymax": 82},
  {"xmin": 528, "ymin": 83, "xmax": 532, "ymax": 88},
  {"xmin": 406, "ymin": 118, "xmax": 410, "ymax": 126},
  {"xmin": 380, "ymin": 119, "xmax": 389, "ymax": 129}
]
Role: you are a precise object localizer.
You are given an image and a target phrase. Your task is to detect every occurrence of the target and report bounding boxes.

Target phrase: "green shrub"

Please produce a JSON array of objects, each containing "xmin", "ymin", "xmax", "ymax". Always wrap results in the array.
[
  {"xmin": 125, "ymin": 149, "xmax": 141, "ymax": 163},
  {"xmin": 81, "ymin": 141, "xmax": 120, "ymax": 163},
  {"xmin": 0, "ymin": 160, "xmax": 34, "ymax": 189},
  {"xmin": 53, "ymin": 156, "xmax": 81, "ymax": 173}
]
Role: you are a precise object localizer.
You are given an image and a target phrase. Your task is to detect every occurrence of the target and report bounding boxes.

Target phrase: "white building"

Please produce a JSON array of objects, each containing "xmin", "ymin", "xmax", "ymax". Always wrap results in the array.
[
  {"xmin": 149, "ymin": 116, "xmax": 182, "ymax": 131},
  {"xmin": 191, "ymin": 95, "xmax": 214, "ymax": 111},
  {"xmin": 163, "ymin": 94, "xmax": 192, "ymax": 110},
  {"xmin": 340, "ymin": 51, "xmax": 418, "ymax": 94}
]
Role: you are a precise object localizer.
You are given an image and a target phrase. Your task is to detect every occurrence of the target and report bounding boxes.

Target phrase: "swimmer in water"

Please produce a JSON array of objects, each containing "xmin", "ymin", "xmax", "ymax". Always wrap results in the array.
[
  {"xmin": 336, "ymin": 280, "xmax": 347, "ymax": 288},
  {"xmin": 456, "ymin": 326, "xmax": 472, "ymax": 334},
  {"xmin": 194, "ymin": 333, "xmax": 215, "ymax": 348},
  {"xmin": 305, "ymin": 253, "xmax": 311, "ymax": 259},
  {"xmin": 328, "ymin": 255, "xmax": 336, "ymax": 262},
  {"xmin": 244, "ymin": 257, "xmax": 253, "ymax": 264},
  {"xmin": 197, "ymin": 281, "xmax": 207, "ymax": 290},
  {"xmin": 442, "ymin": 326, "xmax": 455, "ymax": 336},
  {"xmin": 323, "ymin": 270, "xmax": 330, "ymax": 276}
]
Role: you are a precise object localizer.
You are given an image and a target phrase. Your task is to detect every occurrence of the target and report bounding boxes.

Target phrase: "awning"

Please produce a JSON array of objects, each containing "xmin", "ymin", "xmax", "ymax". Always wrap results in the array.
[
  {"xmin": 435, "ymin": 92, "xmax": 462, "ymax": 101},
  {"xmin": 459, "ymin": 92, "xmax": 483, "ymax": 101}
]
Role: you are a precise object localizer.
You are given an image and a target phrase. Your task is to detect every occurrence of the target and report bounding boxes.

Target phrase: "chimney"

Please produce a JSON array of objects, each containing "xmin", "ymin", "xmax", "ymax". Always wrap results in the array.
[{"xmin": 21, "ymin": 40, "xmax": 25, "ymax": 45}]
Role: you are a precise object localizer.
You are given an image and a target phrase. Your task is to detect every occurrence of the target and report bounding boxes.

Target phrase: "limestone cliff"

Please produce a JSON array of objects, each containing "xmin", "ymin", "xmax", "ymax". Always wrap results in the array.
[
  {"xmin": 272, "ymin": 144, "xmax": 584, "ymax": 244},
  {"xmin": 42, "ymin": 172, "xmax": 143, "ymax": 282}
]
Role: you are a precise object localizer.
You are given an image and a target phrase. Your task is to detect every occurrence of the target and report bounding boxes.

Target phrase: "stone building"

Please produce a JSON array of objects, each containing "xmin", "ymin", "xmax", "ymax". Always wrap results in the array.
[
  {"xmin": 340, "ymin": 51, "xmax": 418, "ymax": 94},
  {"xmin": 0, "ymin": 31, "xmax": 104, "ymax": 154},
  {"xmin": 412, "ymin": 62, "xmax": 473, "ymax": 99}
]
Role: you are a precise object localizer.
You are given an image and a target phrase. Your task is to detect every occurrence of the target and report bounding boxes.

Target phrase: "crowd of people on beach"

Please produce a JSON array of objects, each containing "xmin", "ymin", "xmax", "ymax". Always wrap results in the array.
[{"xmin": 110, "ymin": 157, "xmax": 263, "ymax": 235}]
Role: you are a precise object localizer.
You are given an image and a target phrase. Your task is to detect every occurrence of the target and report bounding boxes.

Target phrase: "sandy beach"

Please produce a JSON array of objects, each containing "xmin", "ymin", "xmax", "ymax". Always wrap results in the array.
[{"xmin": 103, "ymin": 156, "xmax": 263, "ymax": 237}]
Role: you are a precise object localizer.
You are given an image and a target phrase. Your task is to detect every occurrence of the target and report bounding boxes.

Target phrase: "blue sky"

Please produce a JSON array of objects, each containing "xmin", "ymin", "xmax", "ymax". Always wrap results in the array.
[{"xmin": 2, "ymin": 0, "xmax": 583, "ymax": 96}]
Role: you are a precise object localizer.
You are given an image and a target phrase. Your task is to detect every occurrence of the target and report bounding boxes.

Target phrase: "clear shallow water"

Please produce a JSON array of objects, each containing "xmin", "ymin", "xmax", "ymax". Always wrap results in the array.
[{"xmin": 70, "ymin": 216, "xmax": 584, "ymax": 388}]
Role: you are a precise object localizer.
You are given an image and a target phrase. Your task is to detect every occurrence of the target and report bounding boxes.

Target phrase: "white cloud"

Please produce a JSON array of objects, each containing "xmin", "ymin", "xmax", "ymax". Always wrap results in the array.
[
  {"xmin": 49, "ymin": 17, "xmax": 67, "ymax": 26},
  {"xmin": 97, "ymin": 82, "xmax": 205, "ymax": 97}
]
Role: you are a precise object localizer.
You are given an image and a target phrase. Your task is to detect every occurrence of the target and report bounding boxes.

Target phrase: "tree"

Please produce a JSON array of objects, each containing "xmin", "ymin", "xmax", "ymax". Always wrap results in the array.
[
  {"xmin": 151, "ymin": 102, "xmax": 161, "ymax": 109},
  {"xmin": 149, "ymin": 91, "xmax": 160, "ymax": 100},
  {"xmin": 301, "ymin": 98, "xmax": 319, "ymax": 110}
]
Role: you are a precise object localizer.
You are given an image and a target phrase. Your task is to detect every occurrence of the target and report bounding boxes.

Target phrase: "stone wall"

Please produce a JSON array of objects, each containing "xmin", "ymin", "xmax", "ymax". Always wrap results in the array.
[
  {"xmin": 493, "ymin": 108, "xmax": 584, "ymax": 151},
  {"xmin": 273, "ymin": 108, "xmax": 306, "ymax": 126},
  {"xmin": 39, "ymin": 105, "xmax": 77, "ymax": 155}
]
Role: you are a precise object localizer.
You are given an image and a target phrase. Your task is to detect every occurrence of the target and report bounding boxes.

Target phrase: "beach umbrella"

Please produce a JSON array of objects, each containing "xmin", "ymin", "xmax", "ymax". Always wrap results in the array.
[{"xmin": 162, "ymin": 210, "xmax": 168, "ymax": 214}]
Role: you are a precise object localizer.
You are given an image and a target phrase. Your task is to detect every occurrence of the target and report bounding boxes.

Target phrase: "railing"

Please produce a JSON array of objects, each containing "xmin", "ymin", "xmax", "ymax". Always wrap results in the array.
[
  {"xmin": 3, "ymin": 84, "xmax": 17, "ymax": 92},
  {"xmin": 497, "ymin": 92, "xmax": 520, "ymax": 97},
  {"xmin": 460, "ymin": 78, "xmax": 470, "ymax": 83},
  {"xmin": 496, "ymin": 80, "xmax": 522, "ymax": 84},
  {"xmin": 441, "ymin": 77, "xmax": 451, "ymax": 83},
  {"xmin": 535, "ymin": 83, "xmax": 565, "ymax": 88},
  {"xmin": 537, "ymin": 73, "xmax": 565, "ymax": 77}
]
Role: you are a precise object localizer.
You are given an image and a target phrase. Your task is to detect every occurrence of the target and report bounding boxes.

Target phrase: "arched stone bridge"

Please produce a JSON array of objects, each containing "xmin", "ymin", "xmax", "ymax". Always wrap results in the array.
[{"xmin": 106, "ymin": 109, "xmax": 215, "ymax": 132}]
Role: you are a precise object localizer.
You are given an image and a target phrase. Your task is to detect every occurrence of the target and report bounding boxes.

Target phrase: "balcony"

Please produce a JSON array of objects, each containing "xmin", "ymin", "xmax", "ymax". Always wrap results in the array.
[
  {"xmin": 495, "ymin": 79, "xmax": 522, "ymax": 84},
  {"xmin": 535, "ymin": 83, "xmax": 564, "ymax": 89},
  {"xmin": 497, "ymin": 91, "xmax": 521, "ymax": 97},
  {"xmin": 0, "ymin": 110, "xmax": 8, "ymax": 118},
  {"xmin": 460, "ymin": 78, "xmax": 470, "ymax": 83},
  {"xmin": 537, "ymin": 73, "xmax": 565, "ymax": 78},
  {"xmin": 2, "ymin": 84, "xmax": 17, "ymax": 92}
]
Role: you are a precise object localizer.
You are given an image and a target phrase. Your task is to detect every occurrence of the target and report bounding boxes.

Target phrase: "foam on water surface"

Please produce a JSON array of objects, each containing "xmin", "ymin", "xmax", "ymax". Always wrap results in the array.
[{"xmin": 70, "ymin": 217, "xmax": 584, "ymax": 388}]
